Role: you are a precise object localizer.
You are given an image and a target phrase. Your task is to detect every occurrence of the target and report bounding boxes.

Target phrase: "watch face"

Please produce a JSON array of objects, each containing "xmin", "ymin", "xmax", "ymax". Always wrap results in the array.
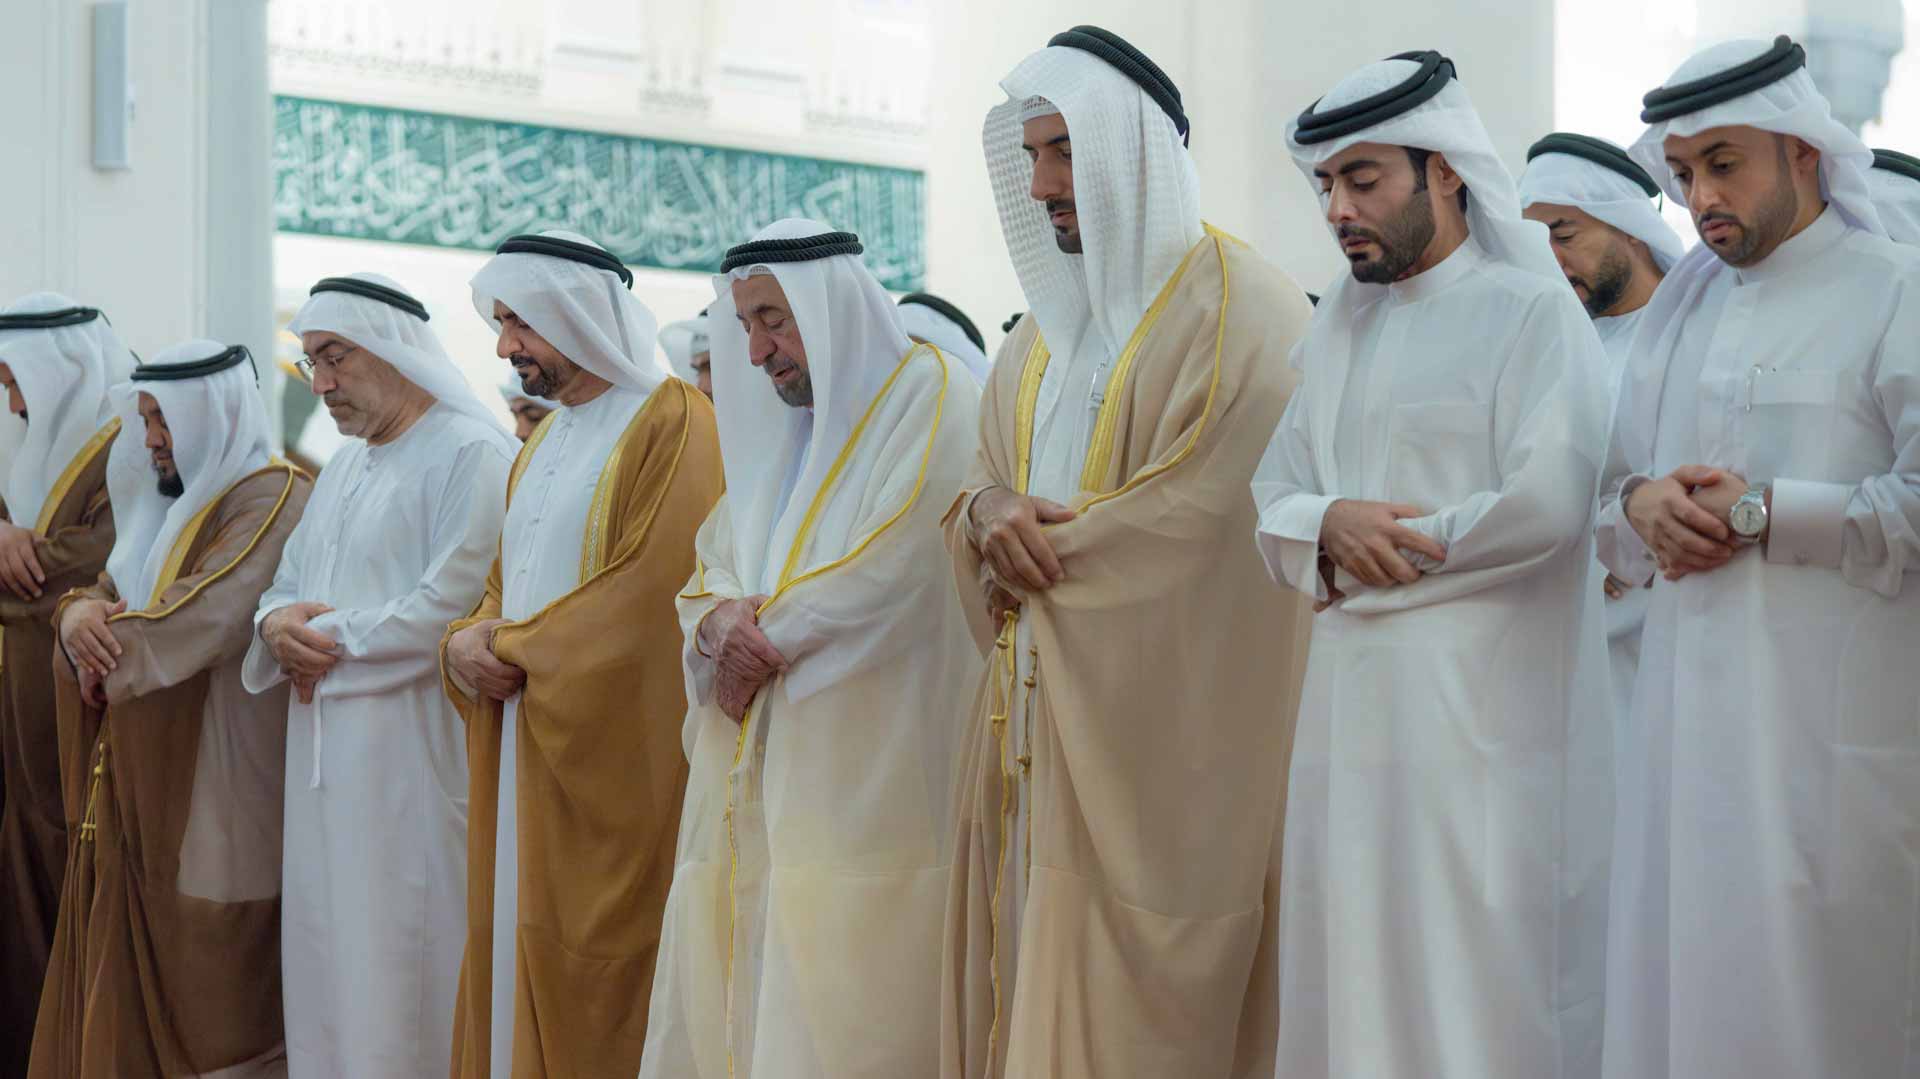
[{"xmin": 1731, "ymin": 498, "xmax": 1765, "ymax": 537}]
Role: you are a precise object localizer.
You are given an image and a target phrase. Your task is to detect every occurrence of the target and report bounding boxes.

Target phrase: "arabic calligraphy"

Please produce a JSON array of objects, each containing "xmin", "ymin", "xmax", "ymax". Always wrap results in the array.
[{"xmin": 273, "ymin": 95, "xmax": 927, "ymax": 290}]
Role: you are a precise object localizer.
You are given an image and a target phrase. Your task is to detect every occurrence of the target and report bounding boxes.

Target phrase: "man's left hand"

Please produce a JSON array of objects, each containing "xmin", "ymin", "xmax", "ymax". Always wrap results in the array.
[{"xmin": 1672, "ymin": 471, "xmax": 1750, "ymax": 580}]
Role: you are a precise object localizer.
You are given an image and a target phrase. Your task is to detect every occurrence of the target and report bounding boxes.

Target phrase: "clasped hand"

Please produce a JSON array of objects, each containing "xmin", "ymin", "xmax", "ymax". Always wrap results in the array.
[
  {"xmin": 699, "ymin": 597, "xmax": 788, "ymax": 722},
  {"xmin": 1625, "ymin": 465, "xmax": 1745, "ymax": 581},
  {"xmin": 1315, "ymin": 499, "xmax": 1448, "ymax": 610}
]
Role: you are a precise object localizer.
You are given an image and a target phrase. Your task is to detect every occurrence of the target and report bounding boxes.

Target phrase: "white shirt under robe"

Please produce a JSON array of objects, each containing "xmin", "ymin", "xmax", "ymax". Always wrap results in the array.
[
  {"xmin": 489, "ymin": 385, "xmax": 646, "ymax": 1079},
  {"xmin": 1253, "ymin": 241, "xmax": 1614, "ymax": 1079},
  {"xmin": 1595, "ymin": 207, "xmax": 1920, "ymax": 1079},
  {"xmin": 243, "ymin": 405, "xmax": 512, "ymax": 1078}
]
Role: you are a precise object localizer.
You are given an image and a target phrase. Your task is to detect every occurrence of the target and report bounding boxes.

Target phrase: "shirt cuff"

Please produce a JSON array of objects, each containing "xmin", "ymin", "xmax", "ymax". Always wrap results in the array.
[
  {"xmin": 1255, "ymin": 493, "xmax": 1338, "ymax": 601},
  {"xmin": 1595, "ymin": 474, "xmax": 1659, "ymax": 586},
  {"xmin": 1765, "ymin": 478, "xmax": 1852, "ymax": 569}
]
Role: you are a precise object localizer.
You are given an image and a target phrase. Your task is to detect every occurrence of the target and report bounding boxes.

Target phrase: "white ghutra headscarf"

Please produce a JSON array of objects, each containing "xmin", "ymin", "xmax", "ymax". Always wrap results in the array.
[
  {"xmin": 103, "ymin": 340, "xmax": 274, "ymax": 609},
  {"xmin": 470, "ymin": 230, "xmax": 667, "ymax": 396},
  {"xmin": 1519, "ymin": 140, "xmax": 1688, "ymax": 271},
  {"xmin": 289, "ymin": 272, "xmax": 508, "ymax": 436},
  {"xmin": 982, "ymin": 45, "xmax": 1203, "ymax": 363},
  {"xmin": 0, "ymin": 293, "xmax": 136, "ymax": 529},
  {"xmin": 707, "ymin": 218, "xmax": 922, "ymax": 596}
]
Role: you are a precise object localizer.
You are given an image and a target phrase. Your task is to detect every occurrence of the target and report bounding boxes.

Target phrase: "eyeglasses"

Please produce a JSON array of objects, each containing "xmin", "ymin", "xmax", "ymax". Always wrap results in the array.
[{"xmin": 295, "ymin": 344, "xmax": 361, "ymax": 379}]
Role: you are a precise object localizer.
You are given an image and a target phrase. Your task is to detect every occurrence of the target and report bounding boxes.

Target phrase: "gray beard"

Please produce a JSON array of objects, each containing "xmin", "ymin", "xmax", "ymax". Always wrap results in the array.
[{"xmin": 775, "ymin": 372, "xmax": 814, "ymax": 408}]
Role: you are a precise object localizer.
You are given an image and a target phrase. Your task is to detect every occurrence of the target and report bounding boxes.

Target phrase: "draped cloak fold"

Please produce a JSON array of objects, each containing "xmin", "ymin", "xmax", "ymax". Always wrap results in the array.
[
  {"xmin": 30, "ymin": 463, "xmax": 309, "ymax": 1078},
  {"xmin": 937, "ymin": 231, "xmax": 1316, "ymax": 1079},
  {"xmin": 0, "ymin": 419, "xmax": 118, "ymax": 1073},
  {"xmin": 442, "ymin": 378, "xmax": 723, "ymax": 1078}
]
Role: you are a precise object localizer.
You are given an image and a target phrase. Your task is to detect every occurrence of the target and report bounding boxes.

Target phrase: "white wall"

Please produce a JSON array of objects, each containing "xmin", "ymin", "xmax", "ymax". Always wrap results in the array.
[{"xmin": 1, "ymin": 0, "xmax": 276, "ymax": 434}]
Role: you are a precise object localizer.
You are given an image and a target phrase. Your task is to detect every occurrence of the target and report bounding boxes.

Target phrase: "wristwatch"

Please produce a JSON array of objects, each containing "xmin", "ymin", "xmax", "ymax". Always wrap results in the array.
[{"xmin": 1729, "ymin": 483, "xmax": 1769, "ymax": 545}]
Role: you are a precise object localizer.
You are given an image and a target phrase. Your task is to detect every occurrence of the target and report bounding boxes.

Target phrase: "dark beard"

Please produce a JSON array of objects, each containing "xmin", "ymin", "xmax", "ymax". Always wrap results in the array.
[
  {"xmin": 1346, "ymin": 189, "xmax": 1437, "ymax": 284},
  {"xmin": 1698, "ymin": 140, "xmax": 1800, "ymax": 266},
  {"xmin": 157, "ymin": 471, "xmax": 184, "ymax": 498},
  {"xmin": 515, "ymin": 357, "xmax": 567, "ymax": 400},
  {"xmin": 1577, "ymin": 244, "xmax": 1634, "ymax": 318},
  {"xmin": 1047, "ymin": 198, "xmax": 1082, "ymax": 253},
  {"xmin": 775, "ymin": 371, "xmax": 814, "ymax": 408}
]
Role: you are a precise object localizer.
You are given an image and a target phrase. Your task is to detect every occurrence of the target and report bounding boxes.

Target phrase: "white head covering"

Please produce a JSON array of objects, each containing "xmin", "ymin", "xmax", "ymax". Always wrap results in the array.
[
  {"xmin": 1519, "ymin": 143, "xmax": 1688, "ymax": 271},
  {"xmin": 983, "ymin": 45, "xmax": 1203, "ymax": 361},
  {"xmin": 470, "ymin": 229, "xmax": 666, "ymax": 396},
  {"xmin": 708, "ymin": 218, "xmax": 920, "ymax": 593},
  {"xmin": 497, "ymin": 377, "xmax": 559, "ymax": 411},
  {"xmin": 1287, "ymin": 54, "xmax": 1564, "ymax": 321},
  {"xmin": 103, "ymin": 340, "xmax": 274, "ymax": 610},
  {"xmin": 658, "ymin": 311, "xmax": 712, "ymax": 384},
  {"xmin": 1868, "ymin": 153, "xmax": 1920, "ymax": 245},
  {"xmin": 288, "ymin": 272, "xmax": 506, "ymax": 434},
  {"xmin": 895, "ymin": 298, "xmax": 991, "ymax": 383},
  {"xmin": 1628, "ymin": 37, "xmax": 1886, "ymax": 238},
  {"xmin": 0, "ymin": 293, "xmax": 137, "ymax": 529}
]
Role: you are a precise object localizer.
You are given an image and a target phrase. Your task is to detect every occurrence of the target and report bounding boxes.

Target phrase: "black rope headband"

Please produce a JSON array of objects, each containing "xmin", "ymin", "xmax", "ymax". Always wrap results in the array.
[
  {"xmin": 309, "ymin": 276, "xmax": 430, "ymax": 322},
  {"xmin": 1641, "ymin": 35, "xmax": 1805, "ymax": 124},
  {"xmin": 1294, "ymin": 50, "xmax": 1456, "ymax": 147},
  {"xmin": 0, "ymin": 306, "xmax": 104, "ymax": 331},
  {"xmin": 131, "ymin": 344, "xmax": 257, "ymax": 384},
  {"xmin": 719, "ymin": 231, "xmax": 864, "ymax": 273},
  {"xmin": 1527, "ymin": 132, "xmax": 1663, "ymax": 198},
  {"xmin": 1873, "ymin": 148, "xmax": 1920, "ymax": 185},
  {"xmin": 496, "ymin": 234, "xmax": 634, "ymax": 288},
  {"xmin": 898, "ymin": 292, "xmax": 986, "ymax": 351},
  {"xmin": 1047, "ymin": 25, "xmax": 1189, "ymax": 145}
]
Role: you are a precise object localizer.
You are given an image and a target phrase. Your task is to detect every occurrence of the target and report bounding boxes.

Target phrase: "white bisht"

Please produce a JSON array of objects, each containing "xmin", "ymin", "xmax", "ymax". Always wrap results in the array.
[
  {"xmin": 1251, "ymin": 53, "xmax": 1614, "ymax": 1079},
  {"xmin": 242, "ymin": 273, "xmax": 516, "ymax": 1078},
  {"xmin": 641, "ymin": 218, "xmax": 982, "ymax": 1079},
  {"xmin": 0, "ymin": 293, "xmax": 135, "ymax": 528},
  {"xmin": 1596, "ymin": 38, "xmax": 1920, "ymax": 1079}
]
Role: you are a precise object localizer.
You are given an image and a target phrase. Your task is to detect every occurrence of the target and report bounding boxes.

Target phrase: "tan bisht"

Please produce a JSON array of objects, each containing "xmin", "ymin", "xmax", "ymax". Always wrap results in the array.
[
  {"xmin": 939, "ymin": 229, "xmax": 1315, "ymax": 1078},
  {"xmin": 30, "ymin": 461, "xmax": 310, "ymax": 1078},
  {"xmin": 0, "ymin": 418, "xmax": 117, "ymax": 1066},
  {"xmin": 442, "ymin": 378, "xmax": 722, "ymax": 1078}
]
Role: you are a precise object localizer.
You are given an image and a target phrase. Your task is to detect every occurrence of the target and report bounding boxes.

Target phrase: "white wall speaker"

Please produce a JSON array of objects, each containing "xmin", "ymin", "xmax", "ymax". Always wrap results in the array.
[{"xmin": 92, "ymin": 1, "xmax": 133, "ymax": 170}]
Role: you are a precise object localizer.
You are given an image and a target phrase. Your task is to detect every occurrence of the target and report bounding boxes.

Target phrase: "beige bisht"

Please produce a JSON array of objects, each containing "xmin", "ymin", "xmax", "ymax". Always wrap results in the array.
[
  {"xmin": 642, "ymin": 219, "xmax": 983, "ymax": 1078},
  {"xmin": 938, "ymin": 225, "xmax": 1315, "ymax": 1078}
]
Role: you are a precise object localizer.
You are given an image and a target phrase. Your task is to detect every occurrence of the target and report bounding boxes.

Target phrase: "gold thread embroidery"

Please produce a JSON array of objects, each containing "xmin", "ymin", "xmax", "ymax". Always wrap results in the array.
[
  {"xmin": 114, "ymin": 463, "xmax": 303, "ymax": 621},
  {"xmin": 34, "ymin": 418, "xmax": 121, "ymax": 533}
]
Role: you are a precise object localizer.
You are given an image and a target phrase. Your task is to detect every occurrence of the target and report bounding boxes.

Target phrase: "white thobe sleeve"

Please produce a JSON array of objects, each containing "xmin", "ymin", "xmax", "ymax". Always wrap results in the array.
[
  {"xmin": 1252, "ymin": 354, "xmax": 1337, "ymax": 603},
  {"xmin": 241, "ymin": 501, "xmax": 312, "ymax": 694},
  {"xmin": 1765, "ymin": 301, "xmax": 1920, "ymax": 597},
  {"xmin": 1341, "ymin": 296, "xmax": 1610, "ymax": 614},
  {"xmin": 302, "ymin": 440, "xmax": 512, "ymax": 698}
]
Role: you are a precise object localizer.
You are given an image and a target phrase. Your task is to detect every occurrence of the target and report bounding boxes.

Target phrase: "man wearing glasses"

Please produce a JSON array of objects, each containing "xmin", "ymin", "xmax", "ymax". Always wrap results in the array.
[{"xmin": 243, "ymin": 273, "xmax": 517, "ymax": 1078}]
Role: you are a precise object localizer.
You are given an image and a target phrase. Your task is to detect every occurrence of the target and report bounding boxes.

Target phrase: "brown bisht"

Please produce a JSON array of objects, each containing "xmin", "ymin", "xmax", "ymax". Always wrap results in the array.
[
  {"xmin": 938, "ymin": 230, "xmax": 1316, "ymax": 1079},
  {"xmin": 28, "ymin": 462, "xmax": 310, "ymax": 1078},
  {"xmin": 0, "ymin": 417, "xmax": 118, "ymax": 1074},
  {"xmin": 442, "ymin": 379, "xmax": 723, "ymax": 1078}
]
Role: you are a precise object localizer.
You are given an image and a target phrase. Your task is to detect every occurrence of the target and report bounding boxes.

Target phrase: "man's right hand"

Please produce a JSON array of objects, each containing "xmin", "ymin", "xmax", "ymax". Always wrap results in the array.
[
  {"xmin": 445, "ymin": 618, "xmax": 526, "ymax": 702},
  {"xmin": 700, "ymin": 597, "xmax": 789, "ymax": 722},
  {"xmin": 59, "ymin": 596, "xmax": 126, "ymax": 679},
  {"xmin": 967, "ymin": 486, "xmax": 1077, "ymax": 593},
  {"xmin": 1625, "ymin": 465, "xmax": 1733, "ymax": 577},
  {"xmin": 1319, "ymin": 499, "xmax": 1448, "ymax": 588},
  {"xmin": 260, "ymin": 601, "xmax": 340, "ymax": 699},
  {"xmin": 0, "ymin": 520, "xmax": 46, "ymax": 601}
]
